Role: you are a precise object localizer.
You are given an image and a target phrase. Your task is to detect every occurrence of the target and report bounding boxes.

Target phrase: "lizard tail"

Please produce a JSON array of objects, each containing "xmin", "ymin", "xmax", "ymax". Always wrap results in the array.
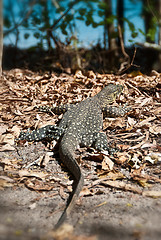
[
  {"xmin": 54, "ymin": 142, "xmax": 84, "ymax": 229},
  {"xmin": 54, "ymin": 172, "xmax": 84, "ymax": 229}
]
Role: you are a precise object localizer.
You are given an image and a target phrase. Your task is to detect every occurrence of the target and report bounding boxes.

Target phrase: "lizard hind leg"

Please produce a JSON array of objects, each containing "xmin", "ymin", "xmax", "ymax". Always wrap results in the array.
[
  {"xmin": 46, "ymin": 125, "xmax": 65, "ymax": 141},
  {"xmin": 93, "ymin": 132, "xmax": 116, "ymax": 155},
  {"xmin": 35, "ymin": 104, "xmax": 72, "ymax": 115},
  {"xmin": 17, "ymin": 125, "xmax": 64, "ymax": 142},
  {"xmin": 93, "ymin": 132, "xmax": 109, "ymax": 151}
]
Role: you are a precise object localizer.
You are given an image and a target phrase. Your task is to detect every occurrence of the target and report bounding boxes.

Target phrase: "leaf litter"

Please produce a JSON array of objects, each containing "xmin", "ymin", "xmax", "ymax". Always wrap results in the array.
[
  {"xmin": 0, "ymin": 69, "xmax": 161, "ymax": 238},
  {"xmin": 0, "ymin": 69, "xmax": 161, "ymax": 187}
]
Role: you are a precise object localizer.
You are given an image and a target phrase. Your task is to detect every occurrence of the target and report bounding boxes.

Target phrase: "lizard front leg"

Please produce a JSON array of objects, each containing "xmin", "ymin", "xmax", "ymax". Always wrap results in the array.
[{"xmin": 102, "ymin": 105, "xmax": 131, "ymax": 118}]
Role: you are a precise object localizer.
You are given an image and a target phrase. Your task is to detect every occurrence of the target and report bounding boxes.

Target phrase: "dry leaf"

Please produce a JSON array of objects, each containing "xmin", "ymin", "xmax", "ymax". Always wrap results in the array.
[
  {"xmin": 131, "ymin": 169, "xmax": 161, "ymax": 185},
  {"xmin": 139, "ymin": 97, "xmax": 152, "ymax": 107},
  {"xmin": 104, "ymin": 118, "xmax": 126, "ymax": 129},
  {"xmin": 86, "ymin": 70, "xmax": 96, "ymax": 80},
  {"xmin": 141, "ymin": 142, "xmax": 157, "ymax": 149},
  {"xmin": 127, "ymin": 117, "xmax": 136, "ymax": 127},
  {"xmin": 28, "ymin": 202, "xmax": 37, "ymax": 209},
  {"xmin": 84, "ymin": 152, "xmax": 104, "ymax": 162},
  {"xmin": 149, "ymin": 125, "xmax": 161, "ymax": 135},
  {"xmin": 25, "ymin": 179, "xmax": 53, "ymax": 191},
  {"xmin": 14, "ymin": 109, "xmax": 24, "ymax": 116},
  {"xmin": 144, "ymin": 152, "xmax": 161, "ymax": 164},
  {"xmin": 40, "ymin": 152, "xmax": 54, "ymax": 167},
  {"xmin": 0, "ymin": 179, "xmax": 14, "ymax": 189},
  {"xmin": 0, "ymin": 133, "xmax": 14, "ymax": 145},
  {"xmin": 49, "ymin": 223, "xmax": 74, "ymax": 240},
  {"xmin": 95, "ymin": 171, "xmax": 125, "ymax": 183},
  {"xmin": 153, "ymin": 106, "xmax": 161, "ymax": 114},
  {"xmin": 128, "ymin": 70, "xmax": 143, "ymax": 77},
  {"xmin": 127, "ymin": 153, "xmax": 142, "ymax": 169},
  {"xmin": 137, "ymin": 116, "xmax": 156, "ymax": 128},
  {"xmin": 48, "ymin": 223, "xmax": 97, "ymax": 240},
  {"xmin": 102, "ymin": 156, "xmax": 114, "ymax": 171},
  {"xmin": 74, "ymin": 70, "xmax": 85, "ymax": 79},
  {"xmin": 18, "ymin": 169, "xmax": 48, "ymax": 180},
  {"xmin": 142, "ymin": 191, "xmax": 161, "ymax": 198},
  {"xmin": 130, "ymin": 131, "xmax": 149, "ymax": 150},
  {"xmin": 0, "ymin": 176, "xmax": 15, "ymax": 182},
  {"xmin": 11, "ymin": 126, "xmax": 21, "ymax": 138},
  {"xmin": 0, "ymin": 143, "xmax": 15, "ymax": 151},
  {"xmin": 115, "ymin": 152, "xmax": 129, "ymax": 164},
  {"xmin": 0, "ymin": 124, "xmax": 8, "ymax": 135},
  {"xmin": 80, "ymin": 187, "xmax": 94, "ymax": 197}
]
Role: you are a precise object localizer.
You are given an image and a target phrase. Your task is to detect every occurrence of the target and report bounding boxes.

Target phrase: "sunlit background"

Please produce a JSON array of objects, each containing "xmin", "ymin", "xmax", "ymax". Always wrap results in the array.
[{"xmin": 4, "ymin": 0, "xmax": 145, "ymax": 49}]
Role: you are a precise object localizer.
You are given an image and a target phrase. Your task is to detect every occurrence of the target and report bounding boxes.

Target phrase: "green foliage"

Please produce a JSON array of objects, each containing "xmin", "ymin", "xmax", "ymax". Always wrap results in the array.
[
  {"xmin": 98, "ymin": 1, "xmax": 108, "ymax": 10},
  {"xmin": 146, "ymin": 17, "xmax": 157, "ymax": 42},
  {"xmin": 124, "ymin": 18, "xmax": 136, "ymax": 37},
  {"xmin": 4, "ymin": 17, "xmax": 11, "ymax": 28},
  {"xmin": 24, "ymin": 33, "xmax": 30, "ymax": 39},
  {"xmin": 60, "ymin": 22, "xmax": 68, "ymax": 35},
  {"xmin": 142, "ymin": 0, "xmax": 158, "ymax": 42},
  {"xmin": 78, "ymin": 8, "xmax": 86, "ymax": 16},
  {"xmin": 138, "ymin": 28, "xmax": 146, "ymax": 36},
  {"xmin": 34, "ymin": 32, "xmax": 40, "ymax": 39},
  {"xmin": 3, "ymin": 0, "xmax": 159, "ymax": 49},
  {"xmin": 56, "ymin": 6, "xmax": 65, "ymax": 13}
]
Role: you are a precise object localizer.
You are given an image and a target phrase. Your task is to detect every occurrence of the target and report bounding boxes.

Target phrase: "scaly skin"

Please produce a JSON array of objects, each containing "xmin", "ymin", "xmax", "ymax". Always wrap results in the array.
[{"xmin": 18, "ymin": 84, "xmax": 130, "ymax": 228}]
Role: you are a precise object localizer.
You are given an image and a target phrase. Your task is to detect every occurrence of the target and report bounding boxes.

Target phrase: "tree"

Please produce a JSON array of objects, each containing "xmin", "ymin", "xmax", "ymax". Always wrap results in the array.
[
  {"xmin": 0, "ymin": 0, "xmax": 3, "ymax": 75},
  {"xmin": 158, "ymin": 0, "xmax": 161, "ymax": 67},
  {"xmin": 142, "ymin": 0, "xmax": 157, "ymax": 43},
  {"xmin": 103, "ymin": 0, "xmax": 117, "ymax": 50},
  {"xmin": 117, "ymin": 0, "xmax": 124, "ymax": 46}
]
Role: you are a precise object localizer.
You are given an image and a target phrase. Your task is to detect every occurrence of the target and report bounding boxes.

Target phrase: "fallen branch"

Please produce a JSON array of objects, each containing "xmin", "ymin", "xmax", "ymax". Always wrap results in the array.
[{"xmin": 136, "ymin": 42, "xmax": 161, "ymax": 51}]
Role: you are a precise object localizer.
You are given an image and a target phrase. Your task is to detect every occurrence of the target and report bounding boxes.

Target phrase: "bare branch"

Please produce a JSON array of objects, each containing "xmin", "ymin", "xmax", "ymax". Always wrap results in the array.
[
  {"xmin": 49, "ymin": 0, "xmax": 79, "ymax": 30},
  {"xmin": 4, "ymin": 0, "xmax": 36, "ymax": 37},
  {"xmin": 118, "ymin": 24, "xmax": 130, "ymax": 63},
  {"xmin": 117, "ymin": 25, "xmax": 138, "ymax": 75}
]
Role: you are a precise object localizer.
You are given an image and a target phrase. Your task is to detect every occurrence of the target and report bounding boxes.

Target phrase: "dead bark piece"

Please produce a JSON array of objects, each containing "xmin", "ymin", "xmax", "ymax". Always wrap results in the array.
[{"xmin": 101, "ymin": 180, "xmax": 142, "ymax": 194}]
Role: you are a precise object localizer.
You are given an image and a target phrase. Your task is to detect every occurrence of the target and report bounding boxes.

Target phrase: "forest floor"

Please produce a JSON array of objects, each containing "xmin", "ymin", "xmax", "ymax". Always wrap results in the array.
[{"xmin": 0, "ymin": 69, "xmax": 161, "ymax": 240}]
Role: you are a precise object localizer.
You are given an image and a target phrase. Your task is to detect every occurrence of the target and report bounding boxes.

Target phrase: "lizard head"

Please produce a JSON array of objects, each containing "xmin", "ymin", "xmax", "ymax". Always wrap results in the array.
[{"xmin": 96, "ymin": 84, "xmax": 123, "ymax": 107}]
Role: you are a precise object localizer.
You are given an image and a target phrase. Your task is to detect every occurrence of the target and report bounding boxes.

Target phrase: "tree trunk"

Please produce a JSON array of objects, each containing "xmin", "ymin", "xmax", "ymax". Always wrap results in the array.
[
  {"xmin": 0, "ymin": 0, "xmax": 3, "ymax": 76},
  {"xmin": 142, "ymin": 0, "xmax": 155, "ymax": 43},
  {"xmin": 103, "ymin": 0, "xmax": 118, "ymax": 70},
  {"xmin": 117, "ymin": 0, "xmax": 124, "ymax": 46},
  {"xmin": 158, "ymin": 0, "xmax": 161, "ymax": 69},
  {"xmin": 104, "ymin": 0, "xmax": 117, "ymax": 51}
]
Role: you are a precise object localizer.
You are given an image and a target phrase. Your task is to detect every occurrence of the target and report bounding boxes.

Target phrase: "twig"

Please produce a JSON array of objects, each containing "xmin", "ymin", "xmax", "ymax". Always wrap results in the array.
[
  {"xmin": 117, "ymin": 25, "xmax": 138, "ymax": 74},
  {"xmin": 125, "ymin": 81, "xmax": 144, "ymax": 96},
  {"xmin": 131, "ymin": 47, "xmax": 137, "ymax": 65},
  {"xmin": 49, "ymin": 0, "xmax": 79, "ymax": 30},
  {"xmin": 25, "ymin": 157, "xmax": 43, "ymax": 169},
  {"xmin": 117, "ymin": 47, "xmax": 138, "ymax": 75},
  {"xmin": 0, "ymin": 98, "xmax": 30, "ymax": 102},
  {"xmin": 118, "ymin": 25, "xmax": 130, "ymax": 63}
]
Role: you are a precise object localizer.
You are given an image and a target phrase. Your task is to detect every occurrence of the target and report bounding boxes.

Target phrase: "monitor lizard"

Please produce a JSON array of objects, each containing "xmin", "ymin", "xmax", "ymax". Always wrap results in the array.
[{"xmin": 17, "ymin": 83, "xmax": 130, "ymax": 228}]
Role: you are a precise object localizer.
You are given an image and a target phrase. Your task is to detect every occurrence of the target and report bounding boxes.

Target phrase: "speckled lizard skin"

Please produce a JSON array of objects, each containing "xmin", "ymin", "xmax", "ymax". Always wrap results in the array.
[{"xmin": 18, "ymin": 84, "xmax": 130, "ymax": 228}]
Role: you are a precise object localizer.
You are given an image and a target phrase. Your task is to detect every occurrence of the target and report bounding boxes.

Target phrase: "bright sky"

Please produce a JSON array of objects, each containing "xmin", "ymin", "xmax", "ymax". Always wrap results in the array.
[{"xmin": 4, "ymin": 0, "xmax": 145, "ymax": 49}]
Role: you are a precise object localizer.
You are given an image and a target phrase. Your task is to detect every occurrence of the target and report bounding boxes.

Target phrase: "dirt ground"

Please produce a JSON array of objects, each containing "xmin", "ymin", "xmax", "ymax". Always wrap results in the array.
[
  {"xmin": 0, "ymin": 70, "xmax": 161, "ymax": 240},
  {"xmin": 0, "ymin": 143, "xmax": 161, "ymax": 240}
]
